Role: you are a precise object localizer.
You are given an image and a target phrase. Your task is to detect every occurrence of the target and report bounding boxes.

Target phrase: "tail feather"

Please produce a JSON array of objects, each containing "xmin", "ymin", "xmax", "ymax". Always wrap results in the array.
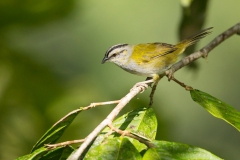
[{"xmin": 176, "ymin": 27, "xmax": 213, "ymax": 49}]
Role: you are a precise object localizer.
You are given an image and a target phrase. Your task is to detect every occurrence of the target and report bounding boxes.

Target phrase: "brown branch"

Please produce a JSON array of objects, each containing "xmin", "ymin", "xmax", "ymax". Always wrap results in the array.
[
  {"xmin": 81, "ymin": 100, "xmax": 121, "ymax": 111},
  {"xmin": 45, "ymin": 139, "xmax": 85, "ymax": 149},
  {"xmin": 67, "ymin": 22, "xmax": 240, "ymax": 160},
  {"xmin": 108, "ymin": 123, "xmax": 155, "ymax": 148},
  {"xmin": 67, "ymin": 83, "xmax": 151, "ymax": 160}
]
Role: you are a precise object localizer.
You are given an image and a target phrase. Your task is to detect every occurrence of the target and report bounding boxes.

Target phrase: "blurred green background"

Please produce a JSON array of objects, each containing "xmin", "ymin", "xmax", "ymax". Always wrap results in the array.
[{"xmin": 0, "ymin": 0, "xmax": 239, "ymax": 159}]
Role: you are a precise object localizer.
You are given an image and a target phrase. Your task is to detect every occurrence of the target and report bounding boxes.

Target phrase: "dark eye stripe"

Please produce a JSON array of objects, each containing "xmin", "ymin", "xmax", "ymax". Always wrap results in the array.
[{"xmin": 105, "ymin": 44, "xmax": 128, "ymax": 57}]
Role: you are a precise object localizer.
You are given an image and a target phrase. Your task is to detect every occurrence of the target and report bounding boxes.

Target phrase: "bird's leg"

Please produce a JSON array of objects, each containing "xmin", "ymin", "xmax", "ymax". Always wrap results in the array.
[
  {"xmin": 149, "ymin": 74, "xmax": 161, "ymax": 106},
  {"xmin": 145, "ymin": 77, "xmax": 154, "ymax": 88},
  {"xmin": 131, "ymin": 75, "xmax": 160, "ymax": 106},
  {"xmin": 170, "ymin": 76, "xmax": 193, "ymax": 91}
]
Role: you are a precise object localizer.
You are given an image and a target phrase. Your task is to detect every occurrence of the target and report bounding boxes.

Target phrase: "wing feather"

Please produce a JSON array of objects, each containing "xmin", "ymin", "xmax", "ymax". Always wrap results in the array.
[{"xmin": 131, "ymin": 43, "xmax": 177, "ymax": 64}]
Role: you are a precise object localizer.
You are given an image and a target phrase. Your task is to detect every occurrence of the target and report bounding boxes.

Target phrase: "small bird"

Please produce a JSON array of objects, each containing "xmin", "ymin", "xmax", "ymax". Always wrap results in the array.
[
  {"xmin": 102, "ymin": 28, "xmax": 212, "ymax": 81},
  {"xmin": 102, "ymin": 28, "xmax": 212, "ymax": 105}
]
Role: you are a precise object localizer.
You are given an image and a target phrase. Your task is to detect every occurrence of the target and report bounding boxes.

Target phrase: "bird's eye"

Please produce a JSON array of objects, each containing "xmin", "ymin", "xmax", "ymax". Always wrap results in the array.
[{"xmin": 111, "ymin": 53, "xmax": 117, "ymax": 58}]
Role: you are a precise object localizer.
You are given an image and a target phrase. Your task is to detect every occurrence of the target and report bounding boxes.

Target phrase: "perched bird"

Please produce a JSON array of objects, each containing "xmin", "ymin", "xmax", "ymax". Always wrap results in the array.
[{"xmin": 102, "ymin": 28, "xmax": 212, "ymax": 105}]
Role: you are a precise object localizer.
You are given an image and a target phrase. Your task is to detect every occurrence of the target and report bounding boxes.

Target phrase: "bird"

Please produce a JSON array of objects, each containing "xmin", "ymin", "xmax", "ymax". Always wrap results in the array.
[{"xmin": 102, "ymin": 27, "xmax": 212, "ymax": 105}]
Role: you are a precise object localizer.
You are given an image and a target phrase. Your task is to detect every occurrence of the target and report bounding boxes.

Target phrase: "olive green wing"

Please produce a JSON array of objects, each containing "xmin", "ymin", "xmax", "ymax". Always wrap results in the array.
[
  {"xmin": 131, "ymin": 43, "xmax": 177, "ymax": 64},
  {"xmin": 132, "ymin": 43, "xmax": 177, "ymax": 64},
  {"xmin": 149, "ymin": 43, "xmax": 178, "ymax": 59}
]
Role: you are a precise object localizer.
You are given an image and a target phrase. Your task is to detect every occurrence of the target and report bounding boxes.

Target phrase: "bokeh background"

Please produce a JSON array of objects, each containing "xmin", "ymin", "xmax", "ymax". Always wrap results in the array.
[{"xmin": 0, "ymin": 0, "xmax": 240, "ymax": 159}]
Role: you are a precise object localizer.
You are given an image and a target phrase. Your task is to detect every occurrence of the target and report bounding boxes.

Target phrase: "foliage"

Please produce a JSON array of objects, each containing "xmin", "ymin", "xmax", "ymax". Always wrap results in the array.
[{"xmin": 17, "ymin": 89, "xmax": 240, "ymax": 159}]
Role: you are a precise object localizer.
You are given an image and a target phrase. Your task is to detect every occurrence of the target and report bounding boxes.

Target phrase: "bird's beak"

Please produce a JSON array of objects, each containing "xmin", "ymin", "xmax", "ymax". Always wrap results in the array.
[{"xmin": 101, "ymin": 56, "xmax": 108, "ymax": 64}]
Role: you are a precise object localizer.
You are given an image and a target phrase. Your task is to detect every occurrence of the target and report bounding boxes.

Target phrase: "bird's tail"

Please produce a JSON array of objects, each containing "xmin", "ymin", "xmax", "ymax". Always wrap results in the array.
[{"xmin": 175, "ymin": 27, "xmax": 213, "ymax": 55}]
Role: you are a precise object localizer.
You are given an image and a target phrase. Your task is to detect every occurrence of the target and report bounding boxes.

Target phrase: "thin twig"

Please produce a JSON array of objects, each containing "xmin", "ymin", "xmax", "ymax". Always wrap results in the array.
[
  {"xmin": 171, "ymin": 76, "xmax": 193, "ymax": 91},
  {"xmin": 108, "ymin": 123, "xmax": 155, "ymax": 148},
  {"xmin": 44, "ymin": 100, "xmax": 120, "ymax": 151},
  {"xmin": 45, "ymin": 139, "xmax": 85, "ymax": 149},
  {"xmin": 149, "ymin": 80, "xmax": 159, "ymax": 106},
  {"xmin": 81, "ymin": 100, "xmax": 121, "ymax": 111}
]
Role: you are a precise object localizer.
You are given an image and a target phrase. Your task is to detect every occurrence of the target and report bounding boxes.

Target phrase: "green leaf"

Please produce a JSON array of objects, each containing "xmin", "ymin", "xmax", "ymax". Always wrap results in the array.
[
  {"xmin": 96, "ymin": 107, "xmax": 157, "ymax": 152},
  {"xmin": 85, "ymin": 137, "xmax": 142, "ymax": 160},
  {"xmin": 40, "ymin": 146, "xmax": 74, "ymax": 160},
  {"xmin": 31, "ymin": 109, "xmax": 82, "ymax": 152},
  {"xmin": 191, "ymin": 89, "xmax": 240, "ymax": 131},
  {"xmin": 16, "ymin": 147, "xmax": 48, "ymax": 160},
  {"xmin": 143, "ymin": 140, "xmax": 223, "ymax": 160},
  {"xmin": 17, "ymin": 146, "xmax": 74, "ymax": 160},
  {"xmin": 59, "ymin": 146, "xmax": 75, "ymax": 160}
]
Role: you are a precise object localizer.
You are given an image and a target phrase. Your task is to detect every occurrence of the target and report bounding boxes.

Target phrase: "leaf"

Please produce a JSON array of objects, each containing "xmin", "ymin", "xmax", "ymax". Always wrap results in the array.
[
  {"xmin": 16, "ymin": 147, "xmax": 48, "ymax": 160},
  {"xmin": 31, "ymin": 109, "xmax": 82, "ymax": 152},
  {"xmin": 17, "ymin": 146, "xmax": 74, "ymax": 160},
  {"xmin": 59, "ymin": 146, "xmax": 75, "ymax": 160},
  {"xmin": 191, "ymin": 89, "xmax": 240, "ymax": 131},
  {"xmin": 85, "ymin": 137, "xmax": 142, "ymax": 160},
  {"xmin": 143, "ymin": 140, "xmax": 223, "ymax": 160},
  {"xmin": 94, "ymin": 107, "xmax": 157, "ymax": 152},
  {"xmin": 40, "ymin": 145, "xmax": 74, "ymax": 160}
]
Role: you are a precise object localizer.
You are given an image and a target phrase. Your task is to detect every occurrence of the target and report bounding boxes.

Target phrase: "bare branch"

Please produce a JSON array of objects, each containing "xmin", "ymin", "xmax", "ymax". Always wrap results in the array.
[
  {"xmin": 67, "ymin": 84, "xmax": 149, "ymax": 160},
  {"xmin": 45, "ymin": 139, "xmax": 85, "ymax": 149},
  {"xmin": 108, "ymin": 123, "xmax": 155, "ymax": 148},
  {"xmin": 81, "ymin": 100, "xmax": 120, "ymax": 111}
]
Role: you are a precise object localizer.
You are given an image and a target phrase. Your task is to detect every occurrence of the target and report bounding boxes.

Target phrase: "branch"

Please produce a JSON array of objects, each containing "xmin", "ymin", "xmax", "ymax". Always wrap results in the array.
[
  {"xmin": 108, "ymin": 123, "xmax": 155, "ymax": 148},
  {"xmin": 68, "ymin": 22, "xmax": 240, "ymax": 160},
  {"xmin": 165, "ymin": 22, "xmax": 240, "ymax": 79},
  {"xmin": 67, "ymin": 83, "xmax": 150, "ymax": 160},
  {"xmin": 45, "ymin": 139, "xmax": 85, "ymax": 149}
]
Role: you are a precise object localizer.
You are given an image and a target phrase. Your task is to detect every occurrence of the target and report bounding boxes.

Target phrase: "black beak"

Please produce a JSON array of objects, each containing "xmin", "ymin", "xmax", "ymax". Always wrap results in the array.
[{"xmin": 101, "ymin": 56, "xmax": 108, "ymax": 64}]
